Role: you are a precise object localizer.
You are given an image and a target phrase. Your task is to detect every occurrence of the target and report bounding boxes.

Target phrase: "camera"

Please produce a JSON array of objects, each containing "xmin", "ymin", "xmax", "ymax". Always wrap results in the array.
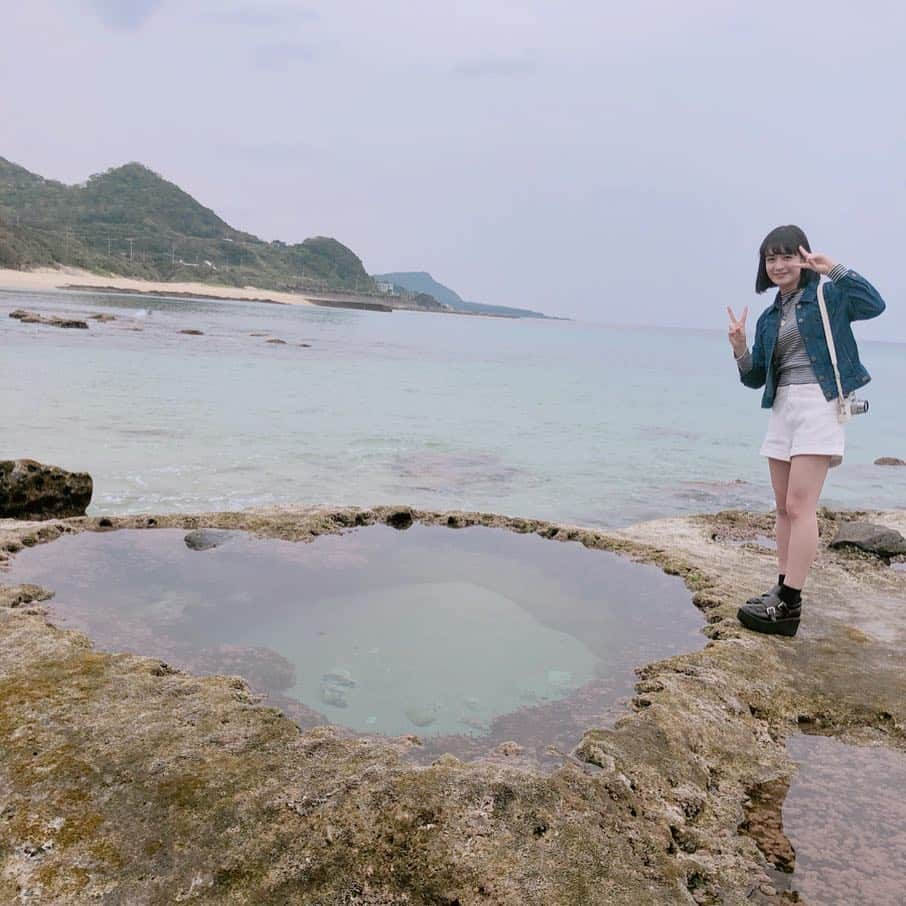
[{"xmin": 838, "ymin": 394, "xmax": 869, "ymax": 423}]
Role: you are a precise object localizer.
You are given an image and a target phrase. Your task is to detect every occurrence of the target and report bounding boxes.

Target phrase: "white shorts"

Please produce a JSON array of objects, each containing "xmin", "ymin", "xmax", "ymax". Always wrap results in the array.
[{"xmin": 759, "ymin": 383, "xmax": 845, "ymax": 468}]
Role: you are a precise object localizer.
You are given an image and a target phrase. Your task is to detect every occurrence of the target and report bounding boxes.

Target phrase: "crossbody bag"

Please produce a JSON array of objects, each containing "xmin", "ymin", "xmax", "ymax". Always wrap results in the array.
[{"xmin": 816, "ymin": 280, "xmax": 865, "ymax": 424}]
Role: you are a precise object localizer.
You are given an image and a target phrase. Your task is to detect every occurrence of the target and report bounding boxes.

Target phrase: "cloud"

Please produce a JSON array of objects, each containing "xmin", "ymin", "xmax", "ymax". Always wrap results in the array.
[
  {"xmin": 452, "ymin": 51, "xmax": 540, "ymax": 78},
  {"xmin": 207, "ymin": 4, "xmax": 320, "ymax": 28},
  {"xmin": 252, "ymin": 41, "xmax": 319, "ymax": 71},
  {"xmin": 89, "ymin": 0, "xmax": 162, "ymax": 29}
]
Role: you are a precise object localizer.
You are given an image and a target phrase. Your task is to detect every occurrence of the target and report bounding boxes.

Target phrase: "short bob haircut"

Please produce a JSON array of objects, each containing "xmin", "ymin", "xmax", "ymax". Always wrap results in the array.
[{"xmin": 756, "ymin": 224, "xmax": 812, "ymax": 293}]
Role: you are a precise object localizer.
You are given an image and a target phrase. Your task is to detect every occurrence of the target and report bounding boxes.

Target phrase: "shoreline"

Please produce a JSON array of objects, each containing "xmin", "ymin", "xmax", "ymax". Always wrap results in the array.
[
  {"xmin": 0, "ymin": 267, "xmax": 552, "ymax": 319},
  {"xmin": 2, "ymin": 503, "xmax": 904, "ymax": 902},
  {"xmin": 0, "ymin": 266, "xmax": 319, "ymax": 308}
]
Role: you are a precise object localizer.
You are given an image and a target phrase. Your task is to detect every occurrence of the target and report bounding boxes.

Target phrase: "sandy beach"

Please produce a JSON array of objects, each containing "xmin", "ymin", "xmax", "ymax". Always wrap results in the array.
[{"xmin": 0, "ymin": 266, "xmax": 317, "ymax": 307}]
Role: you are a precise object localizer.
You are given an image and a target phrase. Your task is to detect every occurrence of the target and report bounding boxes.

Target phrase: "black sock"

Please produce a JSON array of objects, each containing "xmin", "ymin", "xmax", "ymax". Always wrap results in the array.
[
  {"xmin": 778, "ymin": 573, "xmax": 785, "ymax": 586},
  {"xmin": 779, "ymin": 583, "xmax": 801, "ymax": 607}
]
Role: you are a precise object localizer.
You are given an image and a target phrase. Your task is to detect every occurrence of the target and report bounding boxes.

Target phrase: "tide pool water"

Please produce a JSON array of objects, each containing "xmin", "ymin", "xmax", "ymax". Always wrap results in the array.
[
  {"xmin": 4, "ymin": 525, "xmax": 699, "ymax": 746},
  {"xmin": 3, "ymin": 287, "xmax": 905, "ymax": 527},
  {"xmin": 784, "ymin": 734, "xmax": 906, "ymax": 905}
]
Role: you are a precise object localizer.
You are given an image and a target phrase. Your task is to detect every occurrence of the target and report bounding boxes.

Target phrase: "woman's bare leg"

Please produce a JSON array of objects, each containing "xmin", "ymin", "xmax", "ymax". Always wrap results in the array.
[
  {"xmin": 768, "ymin": 458, "xmax": 792, "ymax": 577},
  {"xmin": 783, "ymin": 454, "xmax": 831, "ymax": 589}
]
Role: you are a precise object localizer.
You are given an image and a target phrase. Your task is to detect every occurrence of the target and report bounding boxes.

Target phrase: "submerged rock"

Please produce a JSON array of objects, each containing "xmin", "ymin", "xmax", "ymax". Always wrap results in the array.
[
  {"xmin": 0, "ymin": 459, "xmax": 92, "ymax": 519},
  {"xmin": 9, "ymin": 309, "xmax": 88, "ymax": 329},
  {"xmin": 830, "ymin": 522, "xmax": 906, "ymax": 558},
  {"xmin": 319, "ymin": 683, "xmax": 349, "ymax": 708},
  {"xmin": 184, "ymin": 529, "xmax": 235, "ymax": 551},
  {"xmin": 195, "ymin": 644, "xmax": 296, "ymax": 692},
  {"xmin": 875, "ymin": 456, "xmax": 906, "ymax": 466},
  {"xmin": 319, "ymin": 669, "xmax": 356, "ymax": 709},
  {"xmin": 405, "ymin": 704, "xmax": 439, "ymax": 728},
  {"xmin": 322, "ymin": 669, "xmax": 356, "ymax": 688}
]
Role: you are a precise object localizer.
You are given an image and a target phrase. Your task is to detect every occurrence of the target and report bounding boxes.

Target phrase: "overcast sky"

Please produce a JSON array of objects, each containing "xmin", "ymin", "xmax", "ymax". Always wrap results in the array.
[{"xmin": 2, "ymin": 1, "xmax": 904, "ymax": 339}]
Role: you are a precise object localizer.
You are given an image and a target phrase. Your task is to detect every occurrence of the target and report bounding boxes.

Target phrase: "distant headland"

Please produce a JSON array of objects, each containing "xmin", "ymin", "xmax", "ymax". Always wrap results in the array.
[{"xmin": 0, "ymin": 156, "xmax": 553, "ymax": 319}]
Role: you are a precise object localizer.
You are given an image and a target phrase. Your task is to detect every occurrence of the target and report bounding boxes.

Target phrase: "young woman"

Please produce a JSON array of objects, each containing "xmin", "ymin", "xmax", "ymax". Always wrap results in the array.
[{"xmin": 726, "ymin": 224, "xmax": 886, "ymax": 636}]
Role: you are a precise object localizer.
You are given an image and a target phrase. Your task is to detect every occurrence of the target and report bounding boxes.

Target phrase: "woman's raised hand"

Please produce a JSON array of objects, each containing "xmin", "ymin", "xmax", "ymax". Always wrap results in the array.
[
  {"xmin": 726, "ymin": 305, "xmax": 748, "ymax": 355},
  {"xmin": 798, "ymin": 245, "xmax": 837, "ymax": 275}
]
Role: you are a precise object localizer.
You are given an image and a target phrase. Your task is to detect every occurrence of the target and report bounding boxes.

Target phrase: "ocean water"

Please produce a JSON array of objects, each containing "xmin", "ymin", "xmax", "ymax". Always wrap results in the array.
[{"xmin": 3, "ymin": 287, "xmax": 905, "ymax": 527}]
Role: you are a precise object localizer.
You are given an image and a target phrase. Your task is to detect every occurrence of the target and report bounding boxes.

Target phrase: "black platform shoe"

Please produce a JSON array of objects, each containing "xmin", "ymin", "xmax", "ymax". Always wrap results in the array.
[
  {"xmin": 744, "ymin": 583, "xmax": 782, "ymax": 606},
  {"xmin": 737, "ymin": 591, "xmax": 801, "ymax": 637}
]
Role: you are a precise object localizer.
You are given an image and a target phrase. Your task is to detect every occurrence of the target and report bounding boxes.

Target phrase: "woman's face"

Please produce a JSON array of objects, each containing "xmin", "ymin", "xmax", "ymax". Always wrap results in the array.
[{"xmin": 764, "ymin": 250, "xmax": 804, "ymax": 294}]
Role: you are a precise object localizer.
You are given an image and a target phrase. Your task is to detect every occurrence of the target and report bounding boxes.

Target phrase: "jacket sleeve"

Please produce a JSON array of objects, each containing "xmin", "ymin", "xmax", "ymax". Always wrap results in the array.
[
  {"xmin": 831, "ymin": 269, "xmax": 886, "ymax": 322},
  {"xmin": 739, "ymin": 315, "xmax": 767, "ymax": 389}
]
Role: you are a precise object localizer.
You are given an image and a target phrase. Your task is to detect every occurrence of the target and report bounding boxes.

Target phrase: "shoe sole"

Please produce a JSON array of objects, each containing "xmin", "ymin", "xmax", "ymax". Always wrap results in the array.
[{"xmin": 736, "ymin": 607, "xmax": 800, "ymax": 637}]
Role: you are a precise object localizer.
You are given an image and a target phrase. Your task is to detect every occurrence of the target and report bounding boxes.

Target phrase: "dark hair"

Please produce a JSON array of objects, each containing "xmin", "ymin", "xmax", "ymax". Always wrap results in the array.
[{"xmin": 755, "ymin": 224, "xmax": 812, "ymax": 293}]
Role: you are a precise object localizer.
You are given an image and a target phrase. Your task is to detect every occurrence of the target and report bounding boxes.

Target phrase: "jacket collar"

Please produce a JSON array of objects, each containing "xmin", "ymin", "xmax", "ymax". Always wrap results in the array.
[{"xmin": 772, "ymin": 271, "xmax": 819, "ymax": 309}]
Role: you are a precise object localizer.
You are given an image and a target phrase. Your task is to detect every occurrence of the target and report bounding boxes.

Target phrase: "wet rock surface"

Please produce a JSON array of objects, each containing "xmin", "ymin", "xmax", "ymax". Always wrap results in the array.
[
  {"xmin": 829, "ymin": 521, "xmax": 906, "ymax": 558},
  {"xmin": 874, "ymin": 456, "xmax": 906, "ymax": 466},
  {"xmin": 0, "ymin": 503, "xmax": 904, "ymax": 903},
  {"xmin": 9, "ymin": 309, "xmax": 88, "ymax": 329},
  {"xmin": 0, "ymin": 460, "xmax": 93, "ymax": 520}
]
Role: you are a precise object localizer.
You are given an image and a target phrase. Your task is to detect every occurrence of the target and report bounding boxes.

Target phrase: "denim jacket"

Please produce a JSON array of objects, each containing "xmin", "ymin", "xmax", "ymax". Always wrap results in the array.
[{"xmin": 740, "ymin": 269, "xmax": 886, "ymax": 408}]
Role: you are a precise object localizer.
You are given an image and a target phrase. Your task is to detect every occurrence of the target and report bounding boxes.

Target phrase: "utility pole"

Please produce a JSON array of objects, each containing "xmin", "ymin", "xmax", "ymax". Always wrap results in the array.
[
  {"xmin": 126, "ymin": 238, "xmax": 135, "ymax": 262},
  {"xmin": 171, "ymin": 244, "xmax": 175, "ymax": 266},
  {"xmin": 107, "ymin": 237, "xmax": 112, "ymax": 257}
]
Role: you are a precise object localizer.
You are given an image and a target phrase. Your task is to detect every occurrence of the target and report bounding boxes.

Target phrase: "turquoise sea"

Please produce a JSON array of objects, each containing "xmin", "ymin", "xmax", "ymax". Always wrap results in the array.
[{"xmin": 3, "ymin": 287, "xmax": 905, "ymax": 527}]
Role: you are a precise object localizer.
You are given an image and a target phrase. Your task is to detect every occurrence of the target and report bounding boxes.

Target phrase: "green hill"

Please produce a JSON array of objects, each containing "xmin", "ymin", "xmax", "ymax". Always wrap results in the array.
[
  {"xmin": 373, "ymin": 271, "xmax": 548, "ymax": 319},
  {"xmin": 0, "ymin": 157, "xmax": 373, "ymax": 293}
]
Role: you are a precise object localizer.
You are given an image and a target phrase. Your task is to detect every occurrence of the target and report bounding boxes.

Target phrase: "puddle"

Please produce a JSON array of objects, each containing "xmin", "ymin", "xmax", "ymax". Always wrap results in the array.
[
  {"xmin": 3, "ymin": 524, "xmax": 700, "ymax": 763},
  {"xmin": 783, "ymin": 734, "xmax": 906, "ymax": 905}
]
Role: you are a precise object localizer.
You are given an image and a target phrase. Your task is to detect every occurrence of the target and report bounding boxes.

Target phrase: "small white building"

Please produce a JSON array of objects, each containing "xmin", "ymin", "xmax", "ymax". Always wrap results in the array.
[{"xmin": 375, "ymin": 281, "xmax": 395, "ymax": 294}]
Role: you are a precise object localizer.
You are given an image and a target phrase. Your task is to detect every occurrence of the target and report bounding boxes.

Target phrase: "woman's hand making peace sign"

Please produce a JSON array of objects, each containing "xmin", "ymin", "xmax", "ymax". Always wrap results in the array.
[
  {"xmin": 726, "ymin": 305, "xmax": 748, "ymax": 357},
  {"xmin": 797, "ymin": 245, "xmax": 837, "ymax": 275}
]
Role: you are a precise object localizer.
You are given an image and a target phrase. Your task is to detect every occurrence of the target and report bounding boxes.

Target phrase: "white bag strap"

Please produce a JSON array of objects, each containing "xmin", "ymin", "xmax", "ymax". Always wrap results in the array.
[{"xmin": 816, "ymin": 280, "xmax": 847, "ymax": 409}]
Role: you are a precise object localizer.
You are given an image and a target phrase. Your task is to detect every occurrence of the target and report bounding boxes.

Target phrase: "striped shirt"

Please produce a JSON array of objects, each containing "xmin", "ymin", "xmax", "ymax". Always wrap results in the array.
[{"xmin": 773, "ymin": 289, "xmax": 816, "ymax": 386}]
